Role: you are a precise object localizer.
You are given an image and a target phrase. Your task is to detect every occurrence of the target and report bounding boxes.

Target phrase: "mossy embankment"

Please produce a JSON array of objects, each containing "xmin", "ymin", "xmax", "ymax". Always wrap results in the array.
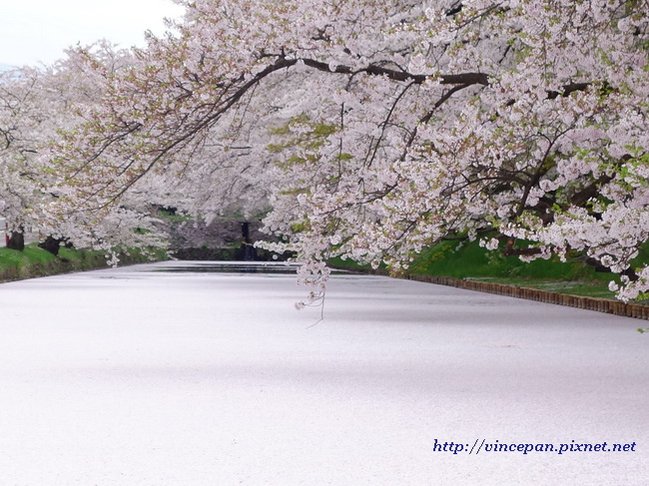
[
  {"xmin": 330, "ymin": 239, "xmax": 649, "ymax": 302},
  {"xmin": 0, "ymin": 244, "xmax": 168, "ymax": 283}
]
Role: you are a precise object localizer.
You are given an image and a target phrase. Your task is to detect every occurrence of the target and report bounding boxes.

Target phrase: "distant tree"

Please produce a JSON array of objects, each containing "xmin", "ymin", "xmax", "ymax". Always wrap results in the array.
[{"xmin": 0, "ymin": 43, "xmax": 166, "ymax": 258}]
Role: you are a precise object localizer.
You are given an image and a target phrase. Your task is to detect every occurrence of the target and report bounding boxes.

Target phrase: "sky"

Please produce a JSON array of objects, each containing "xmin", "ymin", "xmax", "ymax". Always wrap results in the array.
[{"xmin": 0, "ymin": 0, "xmax": 185, "ymax": 67}]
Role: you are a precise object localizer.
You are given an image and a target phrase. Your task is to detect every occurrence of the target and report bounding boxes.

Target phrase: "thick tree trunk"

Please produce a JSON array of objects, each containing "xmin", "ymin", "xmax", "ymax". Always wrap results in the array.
[
  {"xmin": 6, "ymin": 231, "xmax": 25, "ymax": 251},
  {"xmin": 240, "ymin": 221, "xmax": 256, "ymax": 261},
  {"xmin": 583, "ymin": 256, "xmax": 639, "ymax": 281},
  {"xmin": 39, "ymin": 236, "xmax": 62, "ymax": 256}
]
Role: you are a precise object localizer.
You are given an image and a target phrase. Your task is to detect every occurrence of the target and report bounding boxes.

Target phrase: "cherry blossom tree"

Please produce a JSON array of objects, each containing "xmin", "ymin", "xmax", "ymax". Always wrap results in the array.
[
  {"xmin": 0, "ymin": 44, "xmax": 166, "ymax": 257},
  {"xmin": 56, "ymin": 0, "xmax": 649, "ymax": 302}
]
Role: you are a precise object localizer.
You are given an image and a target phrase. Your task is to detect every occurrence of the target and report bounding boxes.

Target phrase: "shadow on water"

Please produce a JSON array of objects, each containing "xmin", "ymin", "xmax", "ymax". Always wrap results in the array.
[
  {"xmin": 154, "ymin": 263, "xmax": 296, "ymax": 274},
  {"xmin": 152, "ymin": 262, "xmax": 351, "ymax": 275}
]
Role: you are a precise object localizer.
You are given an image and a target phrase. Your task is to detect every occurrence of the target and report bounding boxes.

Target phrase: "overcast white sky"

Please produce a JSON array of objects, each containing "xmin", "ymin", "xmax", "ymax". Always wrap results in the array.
[{"xmin": 0, "ymin": 0, "xmax": 185, "ymax": 67}]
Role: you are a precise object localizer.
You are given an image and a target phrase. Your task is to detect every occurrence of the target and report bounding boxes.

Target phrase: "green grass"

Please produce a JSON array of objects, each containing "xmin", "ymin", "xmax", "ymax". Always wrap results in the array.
[
  {"xmin": 58, "ymin": 246, "xmax": 98, "ymax": 262},
  {"xmin": 409, "ymin": 240, "xmax": 628, "ymax": 299},
  {"xmin": 465, "ymin": 277, "xmax": 616, "ymax": 299},
  {"xmin": 410, "ymin": 240, "xmax": 602, "ymax": 279},
  {"xmin": 0, "ymin": 243, "xmax": 168, "ymax": 283},
  {"xmin": 0, "ymin": 245, "xmax": 57, "ymax": 269},
  {"xmin": 157, "ymin": 208, "xmax": 192, "ymax": 223},
  {"xmin": 330, "ymin": 239, "xmax": 649, "ymax": 301},
  {"xmin": 327, "ymin": 256, "xmax": 374, "ymax": 273}
]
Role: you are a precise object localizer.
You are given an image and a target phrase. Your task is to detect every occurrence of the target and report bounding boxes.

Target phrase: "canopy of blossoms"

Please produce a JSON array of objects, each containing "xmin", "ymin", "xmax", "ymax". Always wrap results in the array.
[{"xmin": 8, "ymin": 0, "xmax": 648, "ymax": 303}]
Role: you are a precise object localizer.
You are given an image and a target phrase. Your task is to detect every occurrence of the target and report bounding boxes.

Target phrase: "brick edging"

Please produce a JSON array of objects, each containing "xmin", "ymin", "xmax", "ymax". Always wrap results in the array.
[
  {"xmin": 399, "ymin": 274, "xmax": 649, "ymax": 320},
  {"xmin": 336, "ymin": 266, "xmax": 649, "ymax": 321}
]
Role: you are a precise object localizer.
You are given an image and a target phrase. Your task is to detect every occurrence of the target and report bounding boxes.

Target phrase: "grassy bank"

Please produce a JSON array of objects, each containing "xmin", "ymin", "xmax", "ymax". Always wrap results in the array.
[
  {"xmin": 0, "ymin": 244, "xmax": 168, "ymax": 283},
  {"xmin": 331, "ymin": 240, "xmax": 649, "ymax": 302}
]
